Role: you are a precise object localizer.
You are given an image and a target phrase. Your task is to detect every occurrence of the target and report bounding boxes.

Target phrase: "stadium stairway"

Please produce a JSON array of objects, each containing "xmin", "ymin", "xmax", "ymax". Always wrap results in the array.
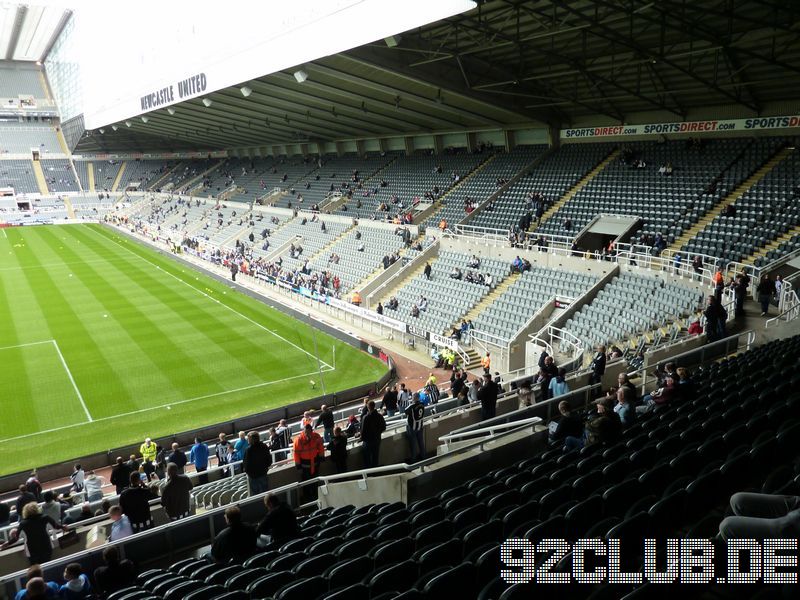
[
  {"xmin": 419, "ymin": 152, "xmax": 498, "ymax": 226},
  {"xmin": 111, "ymin": 161, "xmax": 127, "ymax": 192},
  {"xmin": 746, "ymin": 221, "xmax": 800, "ymax": 266},
  {"xmin": 670, "ymin": 145, "xmax": 794, "ymax": 252},
  {"xmin": 148, "ymin": 162, "xmax": 182, "ymax": 190},
  {"xmin": 62, "ymin": 197, "xmax": 76, "ymax": 219},
  {"xmin": 87, "ymin": 161, "xmax": 95, "ymax": 192},
  {"xmin": 302, "ymin": 222, "xmax": 357, "ymax": 266},
  {"xmin": 533, "ymin": 147, "xmax": 621, "ymax": 232},
  {"xmin": 371, "ymin": 260, "xmax": 430, "ymax": 307},
  {"xmin": 184, "ymin": 160, "xmax": 225, "ymax": 195},
  {"xmin": 337, "ymin": 154, "xmax": 400, "ymax": 212},
  {"xmin": 30, "ymin": 159, "xmax": 49, "ymax": 195},
  {"xmin": 452, "ymin": 272, "xmax": 521, "ymax": 333},
  {"xmin": 259, "ymin": 188, "xmax": 287, "ymax": 206}
]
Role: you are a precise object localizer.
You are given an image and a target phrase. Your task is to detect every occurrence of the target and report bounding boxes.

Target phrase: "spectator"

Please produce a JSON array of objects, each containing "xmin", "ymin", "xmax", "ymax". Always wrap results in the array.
[
  {"xmin": 167, "ymin": 443, "xmax": 187, "ymax": 474},
  {"xmin": 315, "ymin": 404, "xmax": 335, "ymax": 444},
  {"xmin": 93, "ymin": 546, "xmax": 136, "ymax": 598},
  {"xmin": 548, "ymin": 368, "xmax": 569, "ymax": 398},
  {"xmin": 361, "ymin": 400, "xmax": 387, "ymax": 468},
  {"xmin": 243, "ymin": 431, "xmax": 272, "ymax": 496},
  {"xmin": 40, "ymin": 491, "xmax": 61, "ymax": 525},
  {"xmin": 110, "ymin": 457, "xmax": 131, "ymax": 495},
  {"xmin": 256, "ymin": 494, "xmax": 298, "ymax": 547},
  {"xmin": 344, "ymin": 414, "xmax": 360, "ymax": 438},
  {"xmin": 757, "ymin": 274, "xmax": 776, "ymax": 316},
  {"xmin": 704, "ymin": 295, "xmax": 727, "ymax": 341},
  {"xmin": 119, "ymin": 472, "xmax": 153, "ymax": 532},
  {"xmin": 614, "ymin": 386, "xmax": 636, "ymax": 427},
  {"xmin": 517, "ymin": 380, "xmax": 533, "ymax": 409},
  {"xmin": 233, "ymin": 431, "xmax": 249, "ymax": 471},
  {"xmin": 548, "ymin": 401, "xmax": 583, "ymax": 445},
  {"xmin": 0, "ymin": 500, "xmax": 10, "ymax": 527},
  {"xmin": 18, "ymin": 578, "xmax": 54, "ymax": 600},
  {"xmin": 84, "ymin": 471, "xmax": 105, "ymax": 502},
  {"xmin": 405, "ymin": 392, "xmax": 426, "ymax": 462},
  {"xmin": 1, "ymin": 502, "xmax": 68, "ymax": 565},
  {"xmin": 59, "ymin": 563, "xmax": 91, "ymax": 600},
  {"xmin": 16, "ymin": 484, "xmax": 36, "ymax": 516},
  {"xmin": 216, "ymin": 434, "xmax": 231, "ymax": 477},
  {"xmin": 161, "ymin": 462, "xmax": 194, "ymax": 521},
  {"xmin": 13, "ymin": 565, "xmax": 59, "ymax": 599},
  {"xmin": 328, "ymin": 427, "xmax": 348, "ymax": 473},
  {"xmin": 718, "ymin": 492, "xmax": 800, "ymax": 540},
  {"xmin": 139, "ymin": 438, "xmax": 157, "ymax": 464},
  {"xmin": 381, "ymin": 384, "xmax": 399, "ymax": 417},
  {"xmin": 211, "ymin": 506, "xmax": 257, "ymax": 564},
  {"xmin": 69, "ymin": 464, "xmax": 85, "ymax": 493},
  {"xmin": 589, "ymin": 345, "xmax": 606, "ymax": 387},
  {"xmin": 478, "ymin": 372, "xmax": 498, "ymax": 420},
  {"xmin": 481, "ymin": 352, "xmax": 491, "ymax": 375},
  {"xmin": 423, "ymin": 262, "xmax": 432, "ymax": 280},
  {"xmin": 25, "ymin": 472, "xmax": 42, "ymax": 502},
  {"xmin": 293, "ymin": 424, "xmax": 325, "ymax": 500},
  {"xmin": 637, "ymin": 375, "xmax": 678, "ymax": 414},
  {"xmin": 107, "ymin": 505, "xmax": 133, "ymax": 542},
  {"xmin": 187, "ymin": 437, "xmax": 209, "ymax": 484}
]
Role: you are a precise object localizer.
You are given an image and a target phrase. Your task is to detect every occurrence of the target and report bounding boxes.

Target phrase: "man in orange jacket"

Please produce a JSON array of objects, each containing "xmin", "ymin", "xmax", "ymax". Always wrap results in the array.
[{"xmin": 293, "ymin": 424, "xmax": 325, "ymax": 500}]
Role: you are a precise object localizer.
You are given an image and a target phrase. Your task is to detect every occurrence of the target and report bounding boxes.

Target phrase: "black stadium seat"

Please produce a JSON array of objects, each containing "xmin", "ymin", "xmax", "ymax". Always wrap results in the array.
[{"xmin": 246, "ymin": 571, "xmax": 294, "ymax": 598}]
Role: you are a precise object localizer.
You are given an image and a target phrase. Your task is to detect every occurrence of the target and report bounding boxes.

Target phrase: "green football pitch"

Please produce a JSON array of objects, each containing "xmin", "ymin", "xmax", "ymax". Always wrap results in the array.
[{"xmin": 0, "ymin": 223, "xmax": 386, "ymax": 476}]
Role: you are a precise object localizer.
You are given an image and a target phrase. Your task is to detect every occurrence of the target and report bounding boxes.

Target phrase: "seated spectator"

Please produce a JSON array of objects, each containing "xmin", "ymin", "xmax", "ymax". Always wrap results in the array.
[
  {"xmin": 411, "ymin": 304, "xmax": 420, "ymax": 318},
  {"xmin": 256, "ymin": 494, "xmax": 299, "ymax": 546},
  {"xmin": 13, "ymin": 565, "xmax": 59, "ymax": 600},
  {"xmin": 484, "ymin": 273, "xmax": 493, "ymax": 287},
  {"xmin": 344, "ymin": 415, "xmax": 360, "ymax": 438},
  {"xmin": 636, "ymin": 375, "xmax": 678, "ymax": 414},
  {"xmin": 40, "ymin": 491, "xmax": 62, "ymax": 525},
  {"xmin": 449, "ymin": 267, "xmax": 462, "ymax": 280},
  {"xmin": 63, "ymin": 502, "xmax": 93, "ymax": 525},
  {"xmin": 418, "ymin": 296, "xmax": 428, "ymax": 311},
  {"xmin": 675, "ymin": 367, "xmax": 696, "ymax": 403},
  {"xmin": 614, "ymin": 386, "xmax": 635, "ymax": 427},
  {"xmin": 548, "ymin": 401, "xmax": 583, "ymax": 445},
  {"xmin": 59, "ymin": 563, "xmax": 91, "ymax": 600},
  {"xmin": 211, "ymin": 506, "xmax": 257, "ymax": 564},
  {"xmin": 718, "ymin": 492, "xmax": 800, "ymax": 540}
]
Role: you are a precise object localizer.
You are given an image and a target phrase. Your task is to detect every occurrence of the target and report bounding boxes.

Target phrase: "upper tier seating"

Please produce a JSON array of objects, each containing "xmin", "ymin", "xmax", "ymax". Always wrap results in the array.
[
  {"xmin": 0, "ymin": 122, "xmax": 61, "ymax": 154},
  {"xmin": 386, "ymin": 250, "xmax": 511, "ymax": 334},
  {"xmin": 682, "ymin": 145, "xmax": 800, "ymax": 264},
  {"xmin": 563, "ymin": 271, "xmax": 702, "ymax": 351},
  {"xmin": 0, "ymin": 160, "xmax": 38, "ymax": 193},
  {"xmin": 74, "ymin": 160, "xmax": 123, "ymax": 191},
  {"xmin": 538, "ymin": 137, "xmax": 782, "ymax": 245},
  {"xmin": 338, "ymin": 151, "xmax": 486, "ymax": 220},
  {"xmin": 88, "ymin": 334, "xmax": 800, "ymax": 600},
  {"xmin": 278, "ymin": 153, "xmax": 394, "ymax": 210},
  {"xmin": 203, "ymin": 157, "xmax": 318, "ymax": 204},
  {"xmin": 423, "ymin": 145, "xmax": 547, "ymax": 230},
  {"xmin": 469, "ymin": 143, "xmax": 615, "ymax": 231},
  {"xmin": 471, "ymin": 266, "xmax": 599, "ymax": 341},
  {"xmin": 40, "ymin": 159, "xmax": 78, "ymax": 192},
  {"xmin": 117, "ymin": 160, "xmax": 180, "ymax": 191},
  {"xmin": 0, "ymin": 65, "xmax": 46, "ymax": 97}
]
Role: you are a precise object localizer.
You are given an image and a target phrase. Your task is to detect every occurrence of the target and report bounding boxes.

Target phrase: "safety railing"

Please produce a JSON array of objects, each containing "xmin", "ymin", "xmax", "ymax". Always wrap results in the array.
[{"xmin": 438, "ymin": 417, "xmax": 543, "ymax": 447}]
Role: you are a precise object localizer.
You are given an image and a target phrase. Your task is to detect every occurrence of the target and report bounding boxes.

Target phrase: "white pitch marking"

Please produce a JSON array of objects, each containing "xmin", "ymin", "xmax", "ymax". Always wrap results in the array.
[
  {"xmin": 90, "ymin": 227, "xmax": 334, "ymax": 369},
  {"xmin": 51, "ymin": 339, "xmax": 93, "ymax": 422},
  {"xmin": 0, "ymin": 340, "xmax": 54, "ymax": 352},
  {"xmin": 0, "ymin": 367, "xmax": 333, "ymax": 444},
  {"xmin": 1, "ymin": 229, "xmax": 6, "ymax": 239}
]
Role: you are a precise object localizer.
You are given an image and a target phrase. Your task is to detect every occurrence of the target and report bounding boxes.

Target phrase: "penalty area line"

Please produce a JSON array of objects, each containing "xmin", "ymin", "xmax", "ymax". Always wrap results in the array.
[
  {"xmin": 51, "ymin": 339, "xmax": 93, "ymax": 423},
  {"xmin": 0, "ymin": 366, "xmax": 335, "ymax": 445}
]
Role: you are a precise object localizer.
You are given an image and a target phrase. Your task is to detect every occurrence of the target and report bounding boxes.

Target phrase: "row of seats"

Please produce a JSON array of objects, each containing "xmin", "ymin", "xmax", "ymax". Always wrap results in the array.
[
  {"xmin": 40, "ymin": 158, "xmax": 78, "ymax": 193},
  {"xmin": 0, "ymin": 122, "xmax": 62, "ymax": 154},
  {"xmin": 0, "ymin": 65, "xmax": 47, "ymax": 98},
  {"xmin": 74, "ymin": 160, "xmax": 123, "ymax": 191},
  {"xmin": 118, "ymin": 160, "xmax": 180, "ymax": 191},
  {"xmin": 0, "ymin": 160, "xmax": 39, "ymax": 193}
]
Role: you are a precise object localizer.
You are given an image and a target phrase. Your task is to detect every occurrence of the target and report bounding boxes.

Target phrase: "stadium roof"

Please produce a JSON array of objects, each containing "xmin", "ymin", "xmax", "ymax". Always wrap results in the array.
[
  {"xmin": 77, "ymin": 0, "xmax": 800, "ymax": 153},
  {"xmin": 0, "ymin": 2, "xmax": 70, "ymax": 62}
]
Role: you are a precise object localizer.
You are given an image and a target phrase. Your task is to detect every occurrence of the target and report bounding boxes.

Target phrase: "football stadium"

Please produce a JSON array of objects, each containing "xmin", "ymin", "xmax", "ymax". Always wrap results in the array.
[{"xmin": 0, "ymin": 1, "xmax": 799, "ymax": 597}]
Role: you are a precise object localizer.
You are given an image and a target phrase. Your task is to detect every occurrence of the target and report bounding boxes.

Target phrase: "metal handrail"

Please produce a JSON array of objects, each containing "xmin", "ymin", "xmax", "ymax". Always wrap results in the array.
[{"xmin": 438, "ymin": 417, "xmax": 543, "ymax": 443}]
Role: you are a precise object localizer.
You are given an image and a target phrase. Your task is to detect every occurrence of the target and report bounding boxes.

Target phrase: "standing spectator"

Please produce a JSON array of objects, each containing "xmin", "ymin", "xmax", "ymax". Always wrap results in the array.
[
  {"xmin": 41, "ymin": 491, "xmax": 62, "ymax": 525},
  {"xmin": 167, "ymin": 443, "xmax": 187, "ymax": 474},
  {"xmin": 1, "ymin": 502, "xmax": 68, "ymax": 565},
  {"xmin": 589, "ymin": 345, "xmax": 606, "ymax": 387},
  {"xmin": 69, "ymin": 464, "xmax": 85, "ymax": 494},
  {"xmin": 315, "ymin": 405, "xmax": 335, "ymax": 444},
  {"xmin": 405, "ymin": 392, "xmax": 426, "ymax": 462},
  {"xmin": 161, "ymin": 463, "xmax": 194, "ymax": 521},
  {"xmin": 119, "ymin": 472, "xmax": 153, "ymax": 532},
  {"xmin": 267, "ymin": 427, "xmax": 288, "ymax": 462},
  {"xmin": 397, "ymin": 383, "xmax": 411, "ymax": 412},
  {"xmin": 110, "ymin": 457, "xmax": 131, "ymax": 495},
  {"xmin": 93, "ymin": 546, "xmax": 136, "ymax": 598},
  {"xmin": 233, "ymin": 431, "xmax": 249, "ymax": 472},
  {"xmin": 216, "ymin": 434, "xmax": 231, "ymax": 477},
  {"xmin": 423, "ymin": 262, "xmax": 432, "ymax": 280},
  {"xmin": 107, "ymin": 505, "xmax": 133, "ymax": 542},
  {"xmin": 757, "ymin": 274, "xmax": 776, "ymax": 316},
  {"xmin": 361, "ymin": 401, "xmax": 387, "ymax": 468},
  {"xmin": 256, "ymin": 494, "xmax": 299, "ymax": 547},
  {"xmin": 548, "ymin": 368, "xmax": 569, "ymax": 398},
  {"xmin": 210, "ymin": 506, "xmax": 257, "ymax": 564},
  {"xmin": 59, "ymin": 563, "xmax": 91, "ymax": 600},
  {"xmin": 478, "ymin": 372, "xmax": 498, "ymax": 420},
  {"xmin": 15, "ymin": 485, "xmax": 36, "ymax": 516},
  {"xmin": 139, "ymin": 438, "xmax": 157, "ymax": 464},
  {"xmin": 243, "ymin": 431, "xmax": 272, "ymax": 496},
  {"xmin": 25, "ymin": 472, "xmax": 42, "ymax": 502},
  {"xmin": 84, "ymin": 471, "xmax": 105, "ymax": 502},
  {"xmin": 190, "ymin": 437, "xmax": 210, "ymax": 484},
  {"xmin": 704, "ymin": 295, "xmax": 727, "ymax": 341},
  {"xmin": 517, "ymin": 380, "xmax": 533, "ymax": 409},
  {"xmin": 124, "ymin": 454, "xmax": 139, "ymax": 476},
  {"xmin": 481, "ymin": 352, "xmax": 491, "ymax": 374},
  {"xmin": 275, "ymin": 419, "xmax": 291, "ymax": 449},
  {"xmin": 381, "ymin": 385, "xmax": 399, "ymax": 417},
  {"xmin": 328, "ymin": 427, "xmax": 348, "ymax": 473},
  {"xmin": 153, "ymin": 446, "xmax": 167, "ymax": 481},
  {"xmin": 293, "ymin": 424, "xmax": 325, "ymax": 500}
]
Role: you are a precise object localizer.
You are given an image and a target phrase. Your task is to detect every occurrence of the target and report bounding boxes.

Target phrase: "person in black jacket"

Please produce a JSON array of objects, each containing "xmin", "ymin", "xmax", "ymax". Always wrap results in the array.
[
  {"xmin": 589, "ymin": 345, "xmax": 606, "ymax": 387},
  {"xmin": 167, "ymin": 443, "xmax": 187, "ymax": 474},
  {"xmin": 549, "ymin": 401, "xmax": 583, "ymax": 445},
  {"xmin": 360, "ymin": 401, "xmax": 386, "ymax": 468},
  {"xmin": 211, "ymin": 506, "xmax": 257, "ymax": 564},
  {"xmin": 315, "ymin": 405, "xmax": 335, "ymax": 444},
  {"xmin": 242, "ymin": 431, "xmax": 272, "ymax": 496},
  {"xmin": 381, "ymin": 385, "xmax": 399, "ymax": 417},
  {"xmin": 328, "ymin": 427, "xmax": 348, "ymax": 473},
  {"xmin": 110, "ymin": 457, "xmax": 131, "ymax": 495},
  {"xmin": 94, "ymin": 545, "xmax": 136, "ymax": 598},
  {"xmin": 119, "ymin": 472, "xmax": 153, "ymax": 532},
  {"xmin": 256, "ymin": 494, "xmax": 298, "ymax": 547},
  {"xmin": 477, "ymin": 373, "xmax": 498, "ymax": 420}
]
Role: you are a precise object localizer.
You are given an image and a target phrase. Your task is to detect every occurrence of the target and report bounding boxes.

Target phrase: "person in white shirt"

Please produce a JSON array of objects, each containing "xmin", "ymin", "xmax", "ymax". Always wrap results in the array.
[
  {"xmin": 70, "ymin": 465, "xmax": 85, "ymax": 493},
  {"xmin": 84, "ymin": 472, "xmax": 106, "ymax": 502},
  {"xmin": 108, "ymin": 505, "xmax": 133, "ymax": 541}
]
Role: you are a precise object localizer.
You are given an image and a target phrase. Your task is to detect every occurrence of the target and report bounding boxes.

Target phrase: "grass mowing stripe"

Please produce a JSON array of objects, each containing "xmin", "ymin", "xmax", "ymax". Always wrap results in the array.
[
  {"xmin": 68, "ymin": 226, "xmax": 308, "ymax": 386},
  {"xmin": 90, "ymin": 225, "xmax": 332, "ymax": 370},
  {"xmin": 36, "ymin": 227, "xmax": 229, "ymax": 408}
]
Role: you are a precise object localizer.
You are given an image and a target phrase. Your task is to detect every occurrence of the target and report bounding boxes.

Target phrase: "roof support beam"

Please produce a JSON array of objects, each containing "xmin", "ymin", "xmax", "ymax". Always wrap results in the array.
[{"xmin": 4, "ymin": 5, "xmax": 26, "ymax": 60}]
